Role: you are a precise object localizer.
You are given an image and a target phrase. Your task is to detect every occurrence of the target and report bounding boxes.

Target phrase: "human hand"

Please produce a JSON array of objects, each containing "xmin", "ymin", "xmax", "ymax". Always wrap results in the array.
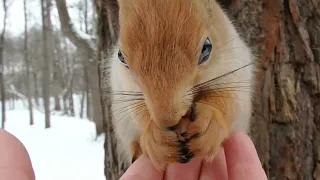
[
  {"xmin": 0, "ymin": 129, "xmax": 35, "ymax": 180},
  {"xmin": 120, "ymin": 131, "xmax": 268, "ymax": 180}
]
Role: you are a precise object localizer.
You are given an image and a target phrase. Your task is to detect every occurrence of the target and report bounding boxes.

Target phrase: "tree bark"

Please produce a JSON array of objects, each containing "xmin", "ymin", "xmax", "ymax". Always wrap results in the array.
[
  {"xmin": 67, "ymin": 57, "xmax": 75, "ymax": 117},
  {"xmin": 0, "ymin": 0, "xmax": 8, "ymax": 129},
  {"xmin": 33, "ymin": 71, "xmax": 40, "ymax": 106},
  {"xmin": 217, "ymin": 0, "xmax": 320, "ymax": 179},
  {"xmin": 85, "ymin": 64, "xmax": 91, "ymax": 119},
  {"xmin": 94, "ymin": 0, "xmax": 124, "ymax": 179},
  {"xmin": 55, "ymin": 0, "xmax": 104, "ymax": 135},
  {"xmin": 41, "ymin": 0, "xmax": 51, "ymax": 128},
  {"xmin": 24, "ymin": 0, "xmax": 34, "ymax": 126},
  {"xmin": 80, "ymin": 90, "xmax": 85, "ymax": 118},
  {"xmin": 83, "ymin": 0, "xmax": 90, "ymax": 120}
]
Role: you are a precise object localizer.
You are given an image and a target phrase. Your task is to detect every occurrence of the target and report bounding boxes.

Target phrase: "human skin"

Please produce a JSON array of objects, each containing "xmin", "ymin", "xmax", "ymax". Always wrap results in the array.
[
  {"xmin": 120, "ymin": 131, "xmax": 268, "ymax": 180},
  {"xmin": 0, "ymin": 129, "xmax": 35, "ymax": 180},
  {"xmin": 0, "ymin": 129, "xmax": 266, "ymax": 180}
]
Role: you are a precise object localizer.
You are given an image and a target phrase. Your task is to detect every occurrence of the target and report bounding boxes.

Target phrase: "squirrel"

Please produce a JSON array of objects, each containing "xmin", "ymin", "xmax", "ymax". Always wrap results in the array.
[{"xmin": 108, "ymin": 0, "xmax": 255, "ymax": 171}]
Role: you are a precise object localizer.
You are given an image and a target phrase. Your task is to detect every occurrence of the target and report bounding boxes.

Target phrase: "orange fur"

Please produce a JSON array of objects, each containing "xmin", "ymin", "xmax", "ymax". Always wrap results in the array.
[
  {"xmin": 110, "ymin": 0, "xmax": 254, "ymax": 170},
  {"xmin": 118, "ymin": 0, "xmax": 206, "ymax": 128}
]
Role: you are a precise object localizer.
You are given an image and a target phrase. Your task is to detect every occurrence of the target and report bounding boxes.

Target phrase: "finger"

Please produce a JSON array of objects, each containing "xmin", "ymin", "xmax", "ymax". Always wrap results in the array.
[
  {"xmin": 164, "ymin": 157, "xmax": 202, "ymax": 180},
  {"xmin": 120, "ymin": 155, "xmax": 164, "ymax": 180},
  {"xmin": 224, "ymin": 132, "xmax": 268, "ymax": 180},
  {"xmin": 199, "ymin": 147, "xmax": 228, "ymax": 180},
  {"xmin": 0, "ymin": 129, "xmax": 35, "ymax": 180},
  {"xmin": 0, "ymin": 169, "xmax": 31, "ymax": 180}
]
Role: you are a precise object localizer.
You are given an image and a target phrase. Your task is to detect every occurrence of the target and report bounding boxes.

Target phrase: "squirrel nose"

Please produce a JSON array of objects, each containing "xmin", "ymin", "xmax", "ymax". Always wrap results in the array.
[
  {"xmin": 166, "ymin": 103, "xmax": 196, "ymax": 131},
  {"xmin": 166, "ymin": 123, "xmax": 179, "ymax": 131}
]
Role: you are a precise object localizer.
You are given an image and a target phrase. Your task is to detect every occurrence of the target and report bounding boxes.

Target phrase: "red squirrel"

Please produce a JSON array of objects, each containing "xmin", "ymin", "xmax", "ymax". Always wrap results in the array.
[{"xmin": 109, "ymin": 0, "xmax": 255, "ymax": 170}]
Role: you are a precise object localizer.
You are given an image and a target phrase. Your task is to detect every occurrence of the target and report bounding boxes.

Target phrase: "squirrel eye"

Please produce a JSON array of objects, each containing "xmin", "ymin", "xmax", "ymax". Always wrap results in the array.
[
  {"xmin": 198, "ymin": 38, "xmax": 212, "ymax": 65},
  {"xmin": 118, "ymin": 50, "xmax": 129, "ymax": 68}
]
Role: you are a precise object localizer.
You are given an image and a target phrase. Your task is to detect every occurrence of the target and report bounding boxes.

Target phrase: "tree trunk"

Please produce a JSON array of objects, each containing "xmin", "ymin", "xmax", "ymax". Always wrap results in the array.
[
  {"xmin": 52, "ymin": 31, "xmax": 66, "ymax": 113},
  {"xmin": 67, "ymin": 58, "xmax": 74, "ymax": 117},
  {"xmin": 33, "ymin": 71, "xmax": 40, "ymax": 106},
  {"xmin": 63, "ymin": 93, "xmax": 68, "ymax": 115},
  {"xmin": 89, "ymin": 62, "xmax": 104, "ymax": 135},
  {"xmin": 41, "ymin": 0, "xmax": 51, "ymax": 128},
  {"xmin": 216, "ymin": 0, "xmax": 320, "ymax": 179},
  {"xmin": 53, "ymin": 72, "xmax": 61, "ymax": 111},
  {"xmin": 94, "ymin": 0, "xmax": 124, "ymax": 179},
  {"xmin": 0, "ymin": 0, "xmax": 7, "ymax": 129},
  {"xmin": 8, "ymin": 64, "xmax": 13, "ymax": 110},
  {"xmin": 60, "ymin": 36, "xmax": 69, "ymax": 115},
  {"xmin": 68, "ymin": 89, "xmax": 74, "ymax": 116},
  {"xmin": 55, "ymin": 0, "xmax": 104, "ymax": 135},
  {"xmin": 84, "ymin": 0, "xmax": 89, "ymax": 33},
  {"xmin": 85, "ymin": 65, "xmax": 90, "ymax": 119},
  {"xmin": 80, "ymin": 90, "xmax": 85, "ymax": 118},
  {"xmin": 24, "ymin": 0, "xmax": 34, "ymax": 126},
  {"xmin": 83, "ymin": 0, "xmax": 90, "ymax": 120}
]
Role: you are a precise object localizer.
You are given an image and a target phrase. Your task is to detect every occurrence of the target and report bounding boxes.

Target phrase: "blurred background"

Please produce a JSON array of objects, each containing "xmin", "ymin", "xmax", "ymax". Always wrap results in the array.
[
  {"xmin": 0, "ymin": 0, "xmax": 320, "ymax": 180},
  {"xmin": 0, "ymin": 0, "xmax": 105, "ymax": 180}
]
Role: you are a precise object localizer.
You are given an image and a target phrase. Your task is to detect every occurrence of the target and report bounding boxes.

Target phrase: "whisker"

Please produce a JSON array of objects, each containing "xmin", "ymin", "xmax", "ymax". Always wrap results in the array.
[
  {"xmin": 186, "ymin": 87, "xmax": 253, "ymax": 97},
  {"xmin": 112, "ymin": 101, "xmax": 144, "ymax": 114},
  {"xmin": 214, "ymin": 56, "xmax": 243, "ymax": 61},
  {"xmin": 216, "ymin": 36, "xmax": 240, "ymax": 50},
  {"xmin": 110, "ymin": 94, "xmax": 144, "ymax": 99},
  {"xmin": 190, "ymin": 62, "xmax": 255, "ymax": 91},
  {"xmin": 113, "ymin": 102, "xmax": 143, "ymax": 116},
  {"xmin": 199, "ymin": 82, "xmax": 251, "ymax": 93},
  {"xmin": 204, "ymin": 88, "xmax": 253, "ymax": 94},
  {"xmin": 111, "ymin": 90, "xmax": 143, "ymax": 94},
  {"xmin": 115, "ymin": 103, "xmax": 146, "ymax": 124},
  {"xmin": 122, "ymin": 107, "xmax": 147, "ymax": 135},
  {"xmin": 111, "ymin": 92, "xmax": 144, "ymax": 97},
  {"xmin": 112, "ymin": 98, "xmax": 144, "ymax": 104},
  {"xmin": 122, "ymin": 109, "xmax": 146, "ymax": 136},
  {"xmin": 184, "ymin": 95, "xmax": 248, "ymax": 103},
  {"xmin": 113, "ymin": 102, "xmax": 145, "ymax": 120},
  {"xmin": 216, "ymin": 47, "xmax": 247, "ymax": 54},
  {"xmin": 188, "ymin": 78, "xmax": 252, "ymax": 93},
  {"xmin": 188, "ymin": 80, "xmax": 252, "ymax": 94}
]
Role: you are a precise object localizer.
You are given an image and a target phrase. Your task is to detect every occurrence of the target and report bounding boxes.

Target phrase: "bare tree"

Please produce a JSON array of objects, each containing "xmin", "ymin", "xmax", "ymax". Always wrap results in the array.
[
  {"xmin": 74, "ymin": 0, "xmax": 90, "ymax": 119},
  {"xmin": 24, "ymin": 0, "xmax": 34, "ymax": 125},
  {"xmin": 41, "ymin": 0, "xmax": 51, "ymax": 128},
  {"xmin": 55, "ymin": 0, "xmax": 105, "ymax": 135},
  {"xmin": 28, "ymin": 27, "xmax": 43, "ymax": 107},
  {"xmin": 94, "ymin": 0, "xmax": 123, "ymax": 179},
  {"xmin": 81, "ymin": 0, "xmax": 91, "ymax": 120},
  {"xmin": 83, "ymin": 0, "xmax": 91, "ymax": 120},
  {"xmin": 0, "ymin": 0, "xmax": 8, "ymax": 129}
]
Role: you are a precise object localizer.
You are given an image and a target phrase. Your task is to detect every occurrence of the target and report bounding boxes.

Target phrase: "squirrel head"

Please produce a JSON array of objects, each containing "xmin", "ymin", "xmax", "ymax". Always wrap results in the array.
[{"xmin": 113, "ymin": 0, "xmax": 247, "ymax": 130}]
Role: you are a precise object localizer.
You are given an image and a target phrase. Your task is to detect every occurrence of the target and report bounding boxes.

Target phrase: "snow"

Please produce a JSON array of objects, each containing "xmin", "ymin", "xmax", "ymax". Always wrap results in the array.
[
  {"xmin": 70, "ymin": 20, "xmax": 97, "ymax": 51},
  {"xmin": 1, "ymin": 98, "xmax": 106, "ymax": 180}
]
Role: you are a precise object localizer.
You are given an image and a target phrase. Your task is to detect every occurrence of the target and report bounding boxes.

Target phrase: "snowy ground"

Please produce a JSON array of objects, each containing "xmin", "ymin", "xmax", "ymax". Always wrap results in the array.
[{"xmin": 1, "ymin": 99, "xmax": 106, "ymax": 180}]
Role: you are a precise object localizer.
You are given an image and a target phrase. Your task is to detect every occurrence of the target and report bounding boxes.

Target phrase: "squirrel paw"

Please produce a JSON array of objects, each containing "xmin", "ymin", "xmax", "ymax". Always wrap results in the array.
[
  {"xmin": 135, "ymin": 97, "xmax": 234, "ymax": 169},
  {"xmin": 139, "ymin": 122, "xmax": 181, "ymax": 170},
  {"xmin": 177, "ymin": 103, "xmax": 232, "ymax": 163}
]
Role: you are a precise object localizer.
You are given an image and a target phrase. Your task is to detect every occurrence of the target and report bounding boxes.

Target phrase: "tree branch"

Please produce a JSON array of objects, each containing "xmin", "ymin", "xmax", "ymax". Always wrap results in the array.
[{"xmin": 54, "ymin": 0, "xmax": 96, "ymax": 52}]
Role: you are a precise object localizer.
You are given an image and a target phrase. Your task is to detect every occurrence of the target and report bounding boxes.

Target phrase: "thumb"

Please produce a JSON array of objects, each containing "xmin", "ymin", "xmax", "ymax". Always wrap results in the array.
[
  {"xmin": 120, "ymin": 155, "xmax": 164, "ymax": 180},
  {"xmin": 223, "ymin": 132, "xmax": 268, "ymax": 180}
]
